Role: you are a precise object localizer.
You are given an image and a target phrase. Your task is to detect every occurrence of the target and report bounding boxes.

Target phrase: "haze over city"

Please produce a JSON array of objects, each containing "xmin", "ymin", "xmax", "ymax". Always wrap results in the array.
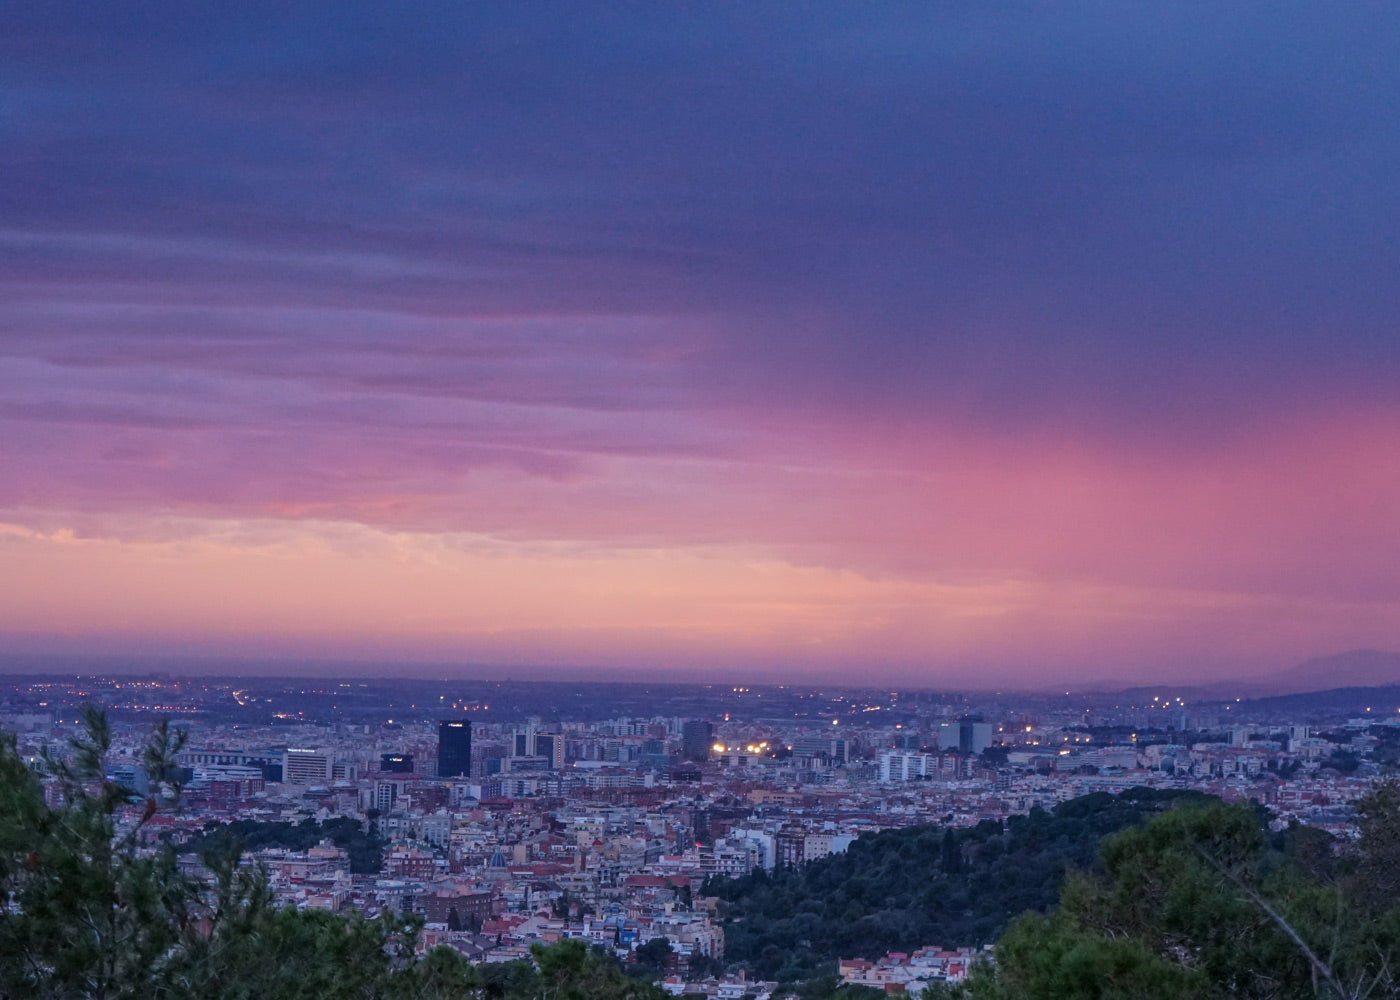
[{"xmin": 2, "ymin": 5, "xmax": 1398, "ymax": 687}]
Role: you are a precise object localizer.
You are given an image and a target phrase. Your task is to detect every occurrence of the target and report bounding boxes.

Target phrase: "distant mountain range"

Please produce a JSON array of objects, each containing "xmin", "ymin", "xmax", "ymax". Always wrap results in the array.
[
  {"xmin": 1235, "ymin": 683, "xmax": 1400, "ymax": 718},
  {"xmin": 1252, "ymin": 649, "xmax": 1400, "ymax": 696},
  {"xmin": 1100, "ymin": 649, "xmax": 1400, "ymax": 702}
]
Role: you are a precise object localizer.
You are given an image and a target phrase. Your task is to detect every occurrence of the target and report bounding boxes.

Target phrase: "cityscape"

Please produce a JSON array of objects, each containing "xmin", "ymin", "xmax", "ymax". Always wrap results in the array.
[
  {"xmin": 3, "ymin": 3, "xmax": 1399, "ymax": 998},
  {"xmin": 4, "ymin": 661, "xmax": 1400, "ymax": 994}
]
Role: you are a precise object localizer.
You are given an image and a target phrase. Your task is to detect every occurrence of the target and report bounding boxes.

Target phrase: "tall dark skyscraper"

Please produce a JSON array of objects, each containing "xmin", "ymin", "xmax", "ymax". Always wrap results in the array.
[
  {"xmin": 438, "ymin": 719, "xmax": 472, "ymax": 778},
  {"xmin": 681, "ymin": 719, "xmax": 714, "ymax": 762}
]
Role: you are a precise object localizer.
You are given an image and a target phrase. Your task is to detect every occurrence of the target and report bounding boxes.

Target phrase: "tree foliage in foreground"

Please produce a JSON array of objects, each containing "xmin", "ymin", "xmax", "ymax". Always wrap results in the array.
[
  {"xmin": 955, "ymin": 789, "xmax": 1400, "ymax": 1000},
  {"xmin": 0, "ymin": 711, "xmax": 664, "ymax": 1000},
  {"xmin": 705, "ymin": 787, "xmax": 1212, "ymax": 981}
]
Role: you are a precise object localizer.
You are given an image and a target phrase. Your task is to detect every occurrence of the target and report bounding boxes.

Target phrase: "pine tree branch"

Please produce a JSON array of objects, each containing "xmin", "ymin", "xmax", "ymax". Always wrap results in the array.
[{"xmin": 1193, "ymin": 844, "xmax": 1348, "ymax": 1000}]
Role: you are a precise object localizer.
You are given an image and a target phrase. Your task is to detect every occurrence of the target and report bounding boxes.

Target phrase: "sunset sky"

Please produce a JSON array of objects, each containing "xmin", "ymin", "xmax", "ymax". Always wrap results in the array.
[{"xmin": 2, "ymin": 5, "xmax": 1398, "ymax": 687}]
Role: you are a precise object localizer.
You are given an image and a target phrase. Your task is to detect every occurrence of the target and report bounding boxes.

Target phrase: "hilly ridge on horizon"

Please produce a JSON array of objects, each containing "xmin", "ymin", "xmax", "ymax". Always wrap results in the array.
[
  {"xmin": 1090, "ymin": 649, "xmax": 1400, "ymax": 701},
  {"xmin": 1248, "ymin": 649, "xmax": 1400, "ymax": 696}
]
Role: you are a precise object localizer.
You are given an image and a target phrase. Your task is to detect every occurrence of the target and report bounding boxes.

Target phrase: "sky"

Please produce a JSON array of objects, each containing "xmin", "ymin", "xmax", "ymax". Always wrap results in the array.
[{"xmin": 2, "ymin": 4, "xmax": 1398, "ymax": 688}]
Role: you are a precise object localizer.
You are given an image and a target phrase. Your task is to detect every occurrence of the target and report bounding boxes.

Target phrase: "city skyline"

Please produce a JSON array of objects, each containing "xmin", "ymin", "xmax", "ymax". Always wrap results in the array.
[{"xmin": 3, "ymin": 6, "xmax": 1398, "ymax": 687}]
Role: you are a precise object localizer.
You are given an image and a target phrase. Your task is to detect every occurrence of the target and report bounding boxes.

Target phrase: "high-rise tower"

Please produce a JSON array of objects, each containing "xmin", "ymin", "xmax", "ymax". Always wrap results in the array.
[
  {"xmin": 681, "ymin": 719, "xmax": 714, "ymax": 762},
  {"xmin": 438, "ymin": 719, "xmax": 472, "ymax": 778}
]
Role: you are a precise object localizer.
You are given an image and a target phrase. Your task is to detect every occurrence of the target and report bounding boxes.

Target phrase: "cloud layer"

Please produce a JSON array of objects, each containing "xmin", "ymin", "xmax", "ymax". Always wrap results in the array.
[{"xmin": 2, "ymin": 4, "xmax": 1398, "ymax": 684}]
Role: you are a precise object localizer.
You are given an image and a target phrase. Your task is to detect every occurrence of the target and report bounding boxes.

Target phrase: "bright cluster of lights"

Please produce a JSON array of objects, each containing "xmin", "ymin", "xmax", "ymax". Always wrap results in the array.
[{"xmin": 712, "ymin": 741, "xmax": 770, "ymax": 754}]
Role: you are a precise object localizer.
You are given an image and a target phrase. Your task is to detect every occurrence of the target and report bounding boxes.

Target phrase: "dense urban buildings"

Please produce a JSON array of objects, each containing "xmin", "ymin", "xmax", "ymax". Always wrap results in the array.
[{"xmin": 2, "ymin": 667, "xmax": 1396, "ymax": 995}]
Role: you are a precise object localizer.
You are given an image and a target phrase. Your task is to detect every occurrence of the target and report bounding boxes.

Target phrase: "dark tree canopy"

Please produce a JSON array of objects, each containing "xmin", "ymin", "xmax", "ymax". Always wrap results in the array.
[
  {"xmin": 176, "ymin": 815, "xmax": 386, "ymax": 874},
  {"xmin": 957, "ymin": 787, "xmax": 1400, "ymax": 1000},
  {"xmin": 705, "ymin": 788, "xmax": 1211, "ymax": 982}
]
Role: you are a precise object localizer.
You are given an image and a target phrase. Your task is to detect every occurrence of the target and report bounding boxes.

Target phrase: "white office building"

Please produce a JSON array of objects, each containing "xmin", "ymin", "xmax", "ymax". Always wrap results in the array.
[
  {"xmin": 879, "ymin": 750, "xmax": 932, "ymax": 782},
  {"xmin": 282, "ymin": 748, "xmax": 334, "ymax": 785}
]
